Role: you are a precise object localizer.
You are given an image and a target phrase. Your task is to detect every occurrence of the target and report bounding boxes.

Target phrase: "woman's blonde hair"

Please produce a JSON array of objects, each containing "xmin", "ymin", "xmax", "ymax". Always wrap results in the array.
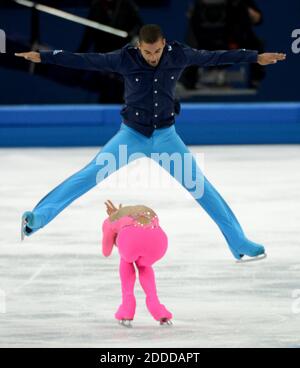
[{"xmin": 109, "ymin": 205, "xmax": 157, "ymax": 225}]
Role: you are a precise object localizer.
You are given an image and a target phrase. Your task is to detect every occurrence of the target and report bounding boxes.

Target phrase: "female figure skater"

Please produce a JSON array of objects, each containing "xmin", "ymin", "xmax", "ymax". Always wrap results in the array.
[{"xmin": 102, "ymin": 200, "xmax": 173, "ymax": 327}]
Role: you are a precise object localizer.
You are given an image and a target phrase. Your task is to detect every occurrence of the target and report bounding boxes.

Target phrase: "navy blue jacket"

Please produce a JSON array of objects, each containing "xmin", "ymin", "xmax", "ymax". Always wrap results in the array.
[{"xmin": 40, "ymin": 42, "xmax": 258, "ymax": 137}]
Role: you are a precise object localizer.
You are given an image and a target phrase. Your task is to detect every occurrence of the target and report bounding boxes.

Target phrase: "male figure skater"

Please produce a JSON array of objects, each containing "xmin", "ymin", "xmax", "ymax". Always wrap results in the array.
[{"xmin": 16, "ymin": 24, "xmax": 286, "ymax": 261}]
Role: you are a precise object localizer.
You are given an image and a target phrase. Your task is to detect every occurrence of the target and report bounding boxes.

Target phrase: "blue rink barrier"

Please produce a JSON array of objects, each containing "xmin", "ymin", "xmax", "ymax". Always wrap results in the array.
[{"xmin": 0, "ymin": 103, "xmax": 299, "ymax": 147}]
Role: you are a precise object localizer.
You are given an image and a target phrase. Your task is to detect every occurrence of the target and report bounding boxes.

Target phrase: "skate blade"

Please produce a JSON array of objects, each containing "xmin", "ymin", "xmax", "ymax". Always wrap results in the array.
[
  {"xmin": 21, "ymin": 217, "xmax": 27, "ymax": 242},
  {"xmin": 159, "ymin": 318, "xmax": 173, "ymax": 326},
  {"xmin": 118, "ymin": 319, "xmax": 133, "ymax": 328},
  {"xmin": 236, "ymin": 253, "xmax": 267, "ymax": 264}
]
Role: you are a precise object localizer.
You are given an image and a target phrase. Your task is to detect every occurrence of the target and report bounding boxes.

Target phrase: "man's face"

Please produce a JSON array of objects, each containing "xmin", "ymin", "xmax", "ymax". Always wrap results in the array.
[{"xmin": 138, "ymin": 38, "xmax": 166, "ymax": 67}]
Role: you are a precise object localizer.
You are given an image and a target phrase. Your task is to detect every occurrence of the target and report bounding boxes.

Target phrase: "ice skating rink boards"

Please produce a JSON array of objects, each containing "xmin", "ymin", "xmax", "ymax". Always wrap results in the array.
[{"xmin": 0, "ymin": 103, "xmax": 300, "ymax": 147}]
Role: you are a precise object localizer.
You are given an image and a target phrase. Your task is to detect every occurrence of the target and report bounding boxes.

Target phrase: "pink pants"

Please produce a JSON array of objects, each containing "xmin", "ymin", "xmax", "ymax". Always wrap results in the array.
[{"xmin": 114, "ymin": 225, "xmax": 173, "ymax": 321}]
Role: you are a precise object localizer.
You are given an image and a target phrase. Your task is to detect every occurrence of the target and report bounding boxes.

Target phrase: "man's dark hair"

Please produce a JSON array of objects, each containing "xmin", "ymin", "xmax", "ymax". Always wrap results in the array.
[{"xmin": 138, "ymin": 24, "xmax": 164, "ymax": 44}]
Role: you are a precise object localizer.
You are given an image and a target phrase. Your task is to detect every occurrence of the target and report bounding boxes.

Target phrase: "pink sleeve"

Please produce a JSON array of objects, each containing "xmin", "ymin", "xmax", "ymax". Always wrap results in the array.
[{"xmin": 102, "ymin": 218, "xmax": 117, "ymax": 257}]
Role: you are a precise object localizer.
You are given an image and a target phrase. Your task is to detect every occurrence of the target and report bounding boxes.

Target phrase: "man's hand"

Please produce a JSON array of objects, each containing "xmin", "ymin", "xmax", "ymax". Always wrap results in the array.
[
  {"xmin": 14, "ymin": 52, "xmax": 41, "ymax": 63},
  {"xmin": 257, "ymin": 53, "xmax": 286, "ymax": 66}
]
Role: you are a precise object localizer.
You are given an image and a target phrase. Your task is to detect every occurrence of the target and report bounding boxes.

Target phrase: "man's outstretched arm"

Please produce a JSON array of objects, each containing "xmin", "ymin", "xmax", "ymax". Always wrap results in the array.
[
  {"xmin": 183, "ymin": 46, "xmax": 286, "ymax": 67},
  {"xmin": 15, "ymin": 49, "xmax": 124, "ymax": 72}
]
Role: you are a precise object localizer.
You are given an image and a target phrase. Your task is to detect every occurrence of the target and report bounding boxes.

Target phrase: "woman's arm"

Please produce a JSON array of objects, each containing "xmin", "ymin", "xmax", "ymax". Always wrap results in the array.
[{"xmin": 102, "ymin": 218, "xmax": 117, "ymax": 257}]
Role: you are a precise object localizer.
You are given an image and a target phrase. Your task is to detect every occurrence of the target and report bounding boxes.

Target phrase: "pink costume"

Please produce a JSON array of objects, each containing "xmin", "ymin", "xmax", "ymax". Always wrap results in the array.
[{"xmin": 102, "ymin": 212, "xmax": 172, "ymax": 321}]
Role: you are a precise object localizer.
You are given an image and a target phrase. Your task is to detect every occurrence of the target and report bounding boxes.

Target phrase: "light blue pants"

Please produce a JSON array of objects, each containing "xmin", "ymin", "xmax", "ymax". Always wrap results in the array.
[{"xmin": 25, "ymin": 123, "xmax": 264, "ymax": 259}]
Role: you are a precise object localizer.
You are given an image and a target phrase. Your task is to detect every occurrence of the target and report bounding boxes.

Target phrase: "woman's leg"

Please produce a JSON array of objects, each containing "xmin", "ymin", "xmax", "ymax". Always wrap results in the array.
[
  {"xmin": 136, "ymin": 258, "xmax": 172, "ymax": 321},
  {"xmin": 151, "ymin": 127, "xmax": 265, "ymax": 260},
  {"xmin": 115, "ymin": 258, "xmax": 137, "ymax": 320},
  {"xmin": 23, "ymin": 124, "xmax": 151, "ymax": 236}
]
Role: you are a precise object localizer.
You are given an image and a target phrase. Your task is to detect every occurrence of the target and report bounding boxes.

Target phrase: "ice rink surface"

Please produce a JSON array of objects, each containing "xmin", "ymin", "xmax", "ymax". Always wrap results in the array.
[{"xmin": 0, "ymin": 144, "xmax": 300, "ymax": 348}]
